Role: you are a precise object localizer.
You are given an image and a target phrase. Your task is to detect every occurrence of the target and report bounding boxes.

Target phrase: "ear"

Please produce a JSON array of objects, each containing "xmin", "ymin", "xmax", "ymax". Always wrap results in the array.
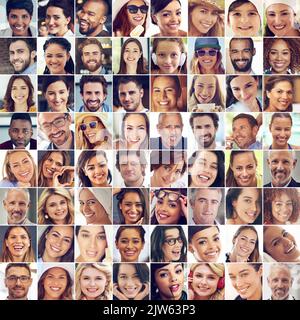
[
  {"xmin": 253, "ymin": 48, "xmax": 256, "ymax": 56},
  {"xmin": 140, "ymin": 88, "xmax": 144, "ymax": 98},
  {"xmin": 115, "ymin": 240, "xmax": 119, "ymax": 249},
  {"xmin": 30, "ymin": 50, "xmax": 36, "ymax": 62},
  {"xmin": 188, "ymin": 243, "xmax": 194, "ymax": 253},
  {"xmin": 66, "ymin": 16, "xmax": 71, "ymax": 26},
  {"xmin": 232, "ymin": 200, "xmax": 237, "ymax": 210},
  {"xmin": 100, "ymin": 15, "xmax": 107, "ymax": 24},
  {"xmin": 266, "ymin": 90, "xmax": 271, "ymax": 99},
  {"xmin": 252, "ymin": 125, "xmax": 259, "ymax": 136},
  {"xmin": 152, "ymin": 14, "xmax": 158, "ymax": 24},
  {"xmin": 293, "ymin": 159, "xmax": 297, "ymax": 169}
]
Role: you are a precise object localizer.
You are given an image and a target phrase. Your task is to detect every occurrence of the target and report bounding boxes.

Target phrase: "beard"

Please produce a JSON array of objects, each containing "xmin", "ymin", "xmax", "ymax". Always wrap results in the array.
[
  {"xmin": 83, "ymin": 59, "xmax": 102, "ymax": 72},
  {"xmin": 231, "ymin": 58, "xmax": 252, "ymax": 72}
]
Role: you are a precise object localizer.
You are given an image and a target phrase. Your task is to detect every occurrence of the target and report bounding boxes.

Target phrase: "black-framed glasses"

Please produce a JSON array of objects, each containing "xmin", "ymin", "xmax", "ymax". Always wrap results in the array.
[
  {"xmin": 6, "ymin": 275, "xmax": 31, "ymax": 283},
  {"xmin": 154, "ymin": 190, "xmax": 182, "ymax": 201},
  {"xmin": 40, "ymin": 115, "xmax": 68, "ymax": 132},
  {"xmin": 196, "ymin": 49, "xmax": 218, "ymax": 57},
  {"xmin": 127, "ymin": 5, "xmax": 148, "ymax": 14},
  {"xmin": 80, "ymin": 121, "xmax": 98, "ymax": 131},
  {"xmin": 164, "ymin": 237, "xmax": 183, "ymax": 246}
]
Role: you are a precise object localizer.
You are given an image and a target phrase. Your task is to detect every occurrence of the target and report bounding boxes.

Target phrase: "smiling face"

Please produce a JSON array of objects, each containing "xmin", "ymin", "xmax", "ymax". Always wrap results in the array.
[
  {"xmin": 189, "ymin": 227, "xmax": 221, "ymax": 262},
  {"xmin": 264, "ymin": 226, "xmax": 300, "ymax": 262},
  {"xmin": 228, "ymin": 2, "xmax": 261, "ymax": 36},
  {"xmin": 229, "ymin": 39, "xmax": 255, "ymax": 73},
  {"xmin": 126, "ymin": 0, "xmax": 147, "ymax": 29},
  {"xmin": 197, "ymin": 47, "xmax": 218, "ymax": 72},
  {"xmin": 228, "ymin": 264, "xmax": 262, "ymax": 300},
  {"xmin": 119, "ymin": 192, "xmax": 143, "ymax": 224},
  {"xmin": 9, "ymin": 40, "xmax": 35, "ymax": 74},
  {"xmin": 117, "ymin": 264, "xmax": 143, "ymax": 299},
  {"xmin": 268, "ymin": 40, "xmax": 291, "ymax": 74},
  {"xmin": 157, "ymin": 114, "xmax": 183, "ymax": 148},
  {"xmin": 152, "ymin": 162, "xmax": 184, "ymax": 188},
  {"xmin": 161, "ymin": 228, "xmax": 183, "ymax": 262},
  {"xmin": 81, "ymin": 44, "xmax": 102, "ymax": 72},
  {"xmin": 269, "ymin": 116, "xmax": 292, "ymax": 148},
  {"xmin": 189, "ymin": 151, "xmax": 218, "ymax": 187},
  {"xmin": 80, "ymin": 267, "xmax": 107, "ymax": 299},
  {"xmin": 5, "ymin": 266, "xmax": 32, "ymax": 299},
  {"xmin": 45, "ymin": 81, "xmax": 70, "ymax": 112},
  {"xmin": 5, "ymin": 227, "xmax": 30, "ymax": 261},
  {"xmin": 155, "ymin": 192, "xmax": 182, "ymax": 224},
  {"xmin": 266, "ymin": 4, "xmax": 296, "ymax": 36},
  {"xmin": 119, "ymin": 153, "xmax": 144, "ymax": 186},
  {"xmin": 154, "ymin": 41, "xmax": 182, "ymax": 74},
  {"xmin": 4, "ymin": 190, "xmax": 29, "ymax": 225},
  {"xmin": 124, "ymin": 114, "xmax": 147, "ymax": 149},
  {"xmin": 191, "ymin": 4, "xmax": 219, "ymax": 35},
  {"xmin": 268, "ymin": 267, "xmax": 293, "ymax": 300},
  {"xmin": 43, "ymin": 267, "xmax": 68, "ymax": 300},
  {"xmin": 232, "ymin": 118, "xmax": 258, "ymax": 149},
  {"xmin": 123, "ymin": 41, "xmax": 142, "ymax": 67},
  {"xmin": 8, "ymin": 151, "xmax": 34, "ymax": 184},
  {"xmin": 45, "ymin": 44, "xmax": 70, "ymax": 75},
  {"xmin": 230, "ymin": 76, "xmax": 258, "ymax": 107},
  {"xmin": 115, "ymin": 228, "xmax": 144, "ymax": 262},
  {"xmin": 194, "ymin": 75, "xmax": 216, "ymax": 104},
  {"xmin": 154, "ymin": 263, "xmax": 184, "ymax": 300},
  {"xmin": 83, "ymin": 154, "xmax": 109, "ymax": 187},
  {"xmin": 230, "ymin": 152, "xmax": 257, "ymax": 187},
  {"xmin": 271, "ymin": 193, "xmax": 293, "ymax": 224},
  {"xmin": 8, "ymin": 9, "xmax": 32, "ymax": 36},
  {"xmin": 45, "ymin": 194, "xmax": 69, "ymax": 225},
  {"xmin": 45, "ymin": 6, "xmax": 70, "ymax": 36},
  {"xmin": 192, "ymin": 115, "xmax": 217, "ymax": 149},
  {"xmin": 232, "ymin": 228, "xmax": 257, "ymax": 260},
  {"xmin": 118, "ymin": 81, "xmax": 144, "ymax": 112},
  {"xmin": 82, "ymin": 82, "xmax": 106, "ymax": 112},
  {"xmin": 11, "ymin": 78, "xmax": 29, "ymax": 107},
  {"xmin": 266, "ymin": 81, "xmax": 293, "ymax": 111},
  {"xmin": 42, "ymin": 152, "xmax": 64, "ymax": 181},
  {"xmin": 152, "ymin": 76, "xmax": 178, "ymax": 112},
  {"xmin": 81, "ymin": 116, "xmax": 105, "ymax": 146}
]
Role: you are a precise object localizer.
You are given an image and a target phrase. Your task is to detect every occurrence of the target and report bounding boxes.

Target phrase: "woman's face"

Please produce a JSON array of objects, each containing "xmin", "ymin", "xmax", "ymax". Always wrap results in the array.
[
  {"xmin": 228, "ymin": 264, "xmax": 262, "ymax": 300},
  {"xmin": 268, "ymin": 40, "xmax": 291, "ymax": 74},
  {"xmin": 191, "ymin": 264, "xmax": 219, "ymax": 299},
  {"xmin": 124, "ymin": 114, "xmax": 147, "ymax": 148},
  {"xmin": 232, "ymin": 189, "xmax": 260, "ymax": 224},
  {"xmin": 44, "ymin": 226, "xmax": 73, "ymax": 260},
  {"xmin": 194, "ymin": 75, "xmax": 217, "ymax": 104},
  {"xmin": 45, "ymin": 194, "xmax": 69, "ymax": 225},
  {"xmin": 232, "ymin": 229, "xmax": 257, "ymax": 259},
  {"xmin": 117, "ymin": 264, "xmax": 143, "ymax": 299},
  {"xmin": 266, "ymin": 4, "xmax": 296, "ymax": 36},
  {"xmin": 189, "ymin": 227, "xmax": 221, "ymax": 262},
  {"xmin": 81, "ymin": 116, "xmax": 105, "ymax": 145},
  {"xmin": 154, "ymin": 263, "xmax": 184, "ymax": 300},
  {"xmin": 152, "ymin": 76, "xmax": 178, "ymax": 112},
  {"xmin": 43, "ymin": 268, "xmax": 68, "ymax": 300},
  {"xmin": 77, "ymin": 226, "xmax": 107, "ymax": 262},
  {"xmin": 123, "ymin": 41, "xmax": 142, "ymax": 66},
  {"xmin": 45, "ymin": 6, "xmax": 70, "ymax": 36},
  {"xmin": 45, "ymin": 81, "xmax": 70, "ymax": 112},
  {"xmin": 8, "ymin": 151, "xmax": 34, "ymax": 184},
  {"xmin": 270, "ymin": 117, "xmax": 292, "ymax": 147},
  {"xmin": 264, "ymin": 226, "xmax": 300, "ymax": 262},
  {"xmin": 42, "ymin": 152, "xmax": 64, "ymax": 180},
  {"xmin": 197, "ymin": 47, "xmax": 218, "ymax": 71},
  {"xmin": 79, "ymin": 188, "xmax": 107, "ymax": 224},
  {"xmin": 45, "ymin": 44, "xmax": 70, "ymax": 74},
  {"xmin": 191, "ymin": 5, "xmax": 219, "ymax": 35},
  {"xmin": 153, "ymin": 162, "xmax": 184, "ymax": 187},
  {"xmin": 230, "ymin": 76, "xmax": 258, "ymax": 106},
  {"xmin": 119, "ymin": 192, "xmax": 143, "ymax": 224},
  {"xmin": 271, "ymin": 193, "xmax": 293, "ymax": 224},
  {"xmin": 153, "ymin": 0, "xmax": 181, "ymax": 36},
  {"xmin": 228, "ymin": 2, "xmax": 261, "ymax": 36},
  {"xmin": 80, "ymin": 267, "xmax": 107, "ymax": 299},
  {"xmin": 115, "ymin": 228, "xmax": 144, "ymax": 262},
  {"xmin": 154, "ymin": 41, "xmax": 182, "ymax": 74},
  {"xmin": 266, "ymin": 81, "xmax": 293, "ymax": 111},
  {"xmin": 189, "ymin": 151, "xmax": 218, "ymax": 187},
  {"xmin": 5, "ymin": 227, "xmax": 30, "ymax": 261},
  {"xmin": 162, "ymin": 228, "xmax": 183, "ymax": 261},
  {"xmin": 155, "ymin": 191, "xmax": 182, "ymax": 224},
  {"xmin": 83, "ymin": 155, "xmax": 109, "ymax": 187},
  {"xmin": 11, "ymin": 78, "xmax": 29, "ymax": 106},
  {"xmin": 230, "ymin": 152, "xmax": 257, "ymax": 187},
  {"xmin": 126, "ymin": 0, "xmax": 147, "ymax": 28}
]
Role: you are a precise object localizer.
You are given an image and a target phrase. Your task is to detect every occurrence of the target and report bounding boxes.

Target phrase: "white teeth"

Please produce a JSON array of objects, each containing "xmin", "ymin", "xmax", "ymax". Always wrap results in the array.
[
  {"xmin": 87, "ymin": 288, "xmax": 98, "ymax": 292},
  {"xmin": 286, "ymin": 244, "xmax": 295, "ymax": 253},
  {"xmin": 198, "ymin": 175, "xmax": 209, "ymax": 180},
  {"xmin": 125, "ymin": 251, "xmax": 136, "ymax": 256},
  {"xmin": 159, "ymin": 101, "xmax": 169, "ymax": 105},
  {"xmin": 274, "ymin": 25, "xmax": 285, "ymax": 30},
  {"xmin": 50, "ymin": 245, "xmax": 61, "ymax": 253},
  {"xmin": 86, "ymin": 251, "xmax": 97, "ymax": 257},
  {"xmin": 50, "ymin": 287, "xmax": 61, "ymax": 291}
]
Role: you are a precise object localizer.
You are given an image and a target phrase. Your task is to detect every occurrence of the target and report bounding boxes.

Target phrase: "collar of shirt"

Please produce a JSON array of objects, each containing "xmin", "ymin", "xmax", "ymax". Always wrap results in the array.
[{"xmin": 271, "ymin": 178, "xmax": 292, "ymax": 188}]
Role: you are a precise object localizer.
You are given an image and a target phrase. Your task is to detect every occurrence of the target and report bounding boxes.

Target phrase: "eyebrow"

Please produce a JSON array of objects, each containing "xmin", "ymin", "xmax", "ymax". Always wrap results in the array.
[
  {"xmin": 158, "ymin": 263, "xmax": 181, "ymax": 272},
  {"xmin": 195, "ymin": 232, "xmax": 219, "ymax": 241}
]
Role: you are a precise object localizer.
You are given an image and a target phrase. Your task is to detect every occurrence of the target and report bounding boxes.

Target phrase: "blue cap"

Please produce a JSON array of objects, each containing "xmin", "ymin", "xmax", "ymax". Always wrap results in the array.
[{"xmin": 194, "ymin": 38, "xmax": 221, "ymax": 51}]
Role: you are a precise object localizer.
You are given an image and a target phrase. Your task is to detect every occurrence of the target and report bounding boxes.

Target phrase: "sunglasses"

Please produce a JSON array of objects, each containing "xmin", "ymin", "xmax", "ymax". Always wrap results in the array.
[
  {"xmin": 196, "ymin": 49, "xmax": 218, "ymax": 57},
  {"xmin": 127, "ymin": 5, "xmax": 148, "ymax": 14},
  {"xmin": 80, "ymin": 121, "xmax": 98, "ymax": 131},
  {"xmin": 154, "ymin": 190, "xmax": 182, "ymax": 202}
]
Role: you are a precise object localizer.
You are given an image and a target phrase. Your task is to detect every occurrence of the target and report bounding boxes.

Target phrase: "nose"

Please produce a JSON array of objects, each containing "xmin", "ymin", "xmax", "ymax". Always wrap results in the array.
[
  {"xmin": 164, "ymin": 55, "xmax": 172, "ymax": 64},
  {"xmin": 240, "ymin": 89, "xmax": 247, "ymax": 99},
  {"xmin": 277, "ymin": 161, "xmax": 284, "ymax": 170},
  {"xmin": 89, "ymin": 236, "xmax": 97, "ymax": 249},
  {"xmin": 281, "ymin": 91, "xmax": 288, "ymax": 99},
  {"xmin": 48, "ymin": 17, "xmax": 56, "ymax": 25},
  {"xmin": 201, "ymin": 87, "xmax": 209, "ymax": 96},
  {"xmin": 236, "ymin": 276, "xmax": 244, "ymax": 289},
  {"xmin": 241, "ymin": 168, "xmax": 249, "ymax": 177},
  {"xmin": 240, "ymin": 14, "xmax": 249, "ymax": 23},
  {"xmin": 17, "ymin": 131, "xmax": 25, "ymax": 138},
  {"xmin": 127, "ymin": 240, "xmax": 135, "ymax": 249},
  {"xmin": 274, "ymin": 15, "xmax": 281, "ymax": 25},
  {"xmin": 282, "ymin": 237, "xmax": 293, "ymax": 247},
  {"xmin": 170, "ymin": 271, "xmax": 178, "ymax": 282}
]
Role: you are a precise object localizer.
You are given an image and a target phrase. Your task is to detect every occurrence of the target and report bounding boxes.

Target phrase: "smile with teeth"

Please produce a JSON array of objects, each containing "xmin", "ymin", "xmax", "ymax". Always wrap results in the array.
[
  {"xmin": 49, "ymin": 286, "xmax": 62, "ymax": 292},
  {"xmin": 46, "ymin": 168, "xmax": 55, "ymax": 175},
  {"xmin": 238, "ymin": 26, "xmax": 253, "ymax": 30},
  {"xmin": 19, "ymin": 171, "xmax": 30, "ymax": 178},
  {"xmin": 201, "ymin": 22, "xmax": 213, "ymax": 29},
  {"xmin": 50, "ymin": 245, "xmax": 61, "ymax": 253},
  {"xmin": 204, "ymin": 250, "xmax": 219, "ymax": 258},
  {"xmin": 169, "ymin": 284, "xmax": 180, "ymax": 293},
  {"xmin": 124, "ymin": 250, "xmax": 137, "ymax": 256},
  {"xmin": 197, "ymin": 174, "xmax": 210, "ymax": 182},
  {"xmin": 133, "ymin": 16, "xmax": 143, "ymax": 22},
  {"xmin": 240, "ymin": 246, "xmax": 251, "ymax": 253},
  {"xmin": 157, "ymin": 211, "xmax": 170, "ymax": 220},
  {"xmin": 125, "ymin": 287, "xmax": 138, "ymax": 293},
  {"xmin": 86, "ymin": 287, "xmax": 99, "ymax": 293},
  {"xmin": 238, "ymin": 286, "xmax": 250, "ymax": 295},
  {"xmin": 51, "ymin": 131, "xmax": 64, "ymax": 139},
  {"xmin": 167, "ymin": 23, "xmax": 179, "ymax": 29},
  {"xmin": 13, "ymin": 244, "xmax": 24, "ymax": 251},
  {"xmin": 285, "ymin": 243, "xmax": 296, "ymax": 254},
  {"xmin": 273, "ymin": 25, "xmax": 285, "ymax": 30},
  {"xmin": 83, "ymin": 211, "xmax": 95, "ymax": 218},
  {"xmin": 86, "ymin": 250, "xmax": 98, "ymax": 257}
]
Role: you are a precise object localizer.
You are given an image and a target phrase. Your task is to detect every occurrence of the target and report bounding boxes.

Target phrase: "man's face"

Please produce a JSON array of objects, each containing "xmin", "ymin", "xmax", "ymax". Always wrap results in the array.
[
  {"xmin": 78, "ymin": 1, "xmax": 107, "ymax": 35},
  {"xmin": 9, "ymin": 119, "xmax": 33, "ymax": 149},
  {"xmin": 118, "ymin": 82, "xmax": 144, "ymax": 112},
  {"xmin": 39, "ymin": 113, "xmax": 71, "ymax": 147},
  {"xmin": 3, "ymin": 190, "xmax": 30, "ymax": 224},
  {"xmin": 268, "ymin": 268, "xmax": 293, "ymax": 300},
  {"xmin": 82, "ymin": 82, "xmax": 107, "ymax": 112},
  {"xmin": 8, "ymin": 9, "xmax": 32, "ymax": 36},
  {"xmin": 232, "ymin": 118, "xmax": 258, "ymax": 149},
  {"xmin": 157, "ymin": 114, "xmax": 183, "ymax": 148},
  {"xmin": 5, "ymin": 267, "xmax": 32, "ymax": 299},
  {"xmin": 192, "ymin": 115, "xmax": 217, "ymax": 148},
  {"xmin": 229, "ymin": 39, "xmax": 255, "ymax": 73},
  {"xmin": 191, "ymin": 189, "xmax": 221, "ymax": 224},
  {"xmin": 119, "ymin": 154, "xmax": 143, "ymax": 185},
  {"xmin": 152, "ymin": 77, "xmax": 178, "ymax": 111},
  {"xmin": 267, "ymin": 151, "xmax": 297, "ymax": 187},
  {"xmin": 9, "ymin": 40, "xmax": 35, "ymax": 73},
  {"xmin": 81, "ymin": 43, "xmax": 102, "ymax": 72}
]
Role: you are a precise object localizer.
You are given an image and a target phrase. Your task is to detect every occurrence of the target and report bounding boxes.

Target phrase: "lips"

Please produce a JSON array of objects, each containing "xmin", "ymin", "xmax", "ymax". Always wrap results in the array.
[
  {"xmin": 204, "ymin": 250, "xmax": 219, "ymax": 260},
  {"xmin": 13, "ymin": 244, "xmax": 24, "ymax": 252},
  {"xmin": 50, "ymin": 245, "xmax": 61, "ymax": 253},
  {"xmin": 50, "ymin": 131, "xmax": 64, "ymax": 139},
  {"xmin": 86, "ymin": 287, "xmax": 99, "ymax": 293},
  {"xmin": 285, "ymin": 243, "xmax": 296, "ymax": 254},
  {"xmin": 86, "ymin": 250, "xmax": 98, "ymax": 258},
  {"xmin": 238, "ymin": 286, "xmax": 250, "ymax": 296},
  {"xmin": 124, "ymin": 250, "xmax": 137, "ymax": 257},
  {"xmin": 49, "ymin": 286, "xmax": 62, "ymax": 292},
  {"xmin": 169, "ymin": 284, "xmax": 180, "ymax": 293},
  {"xmin": 273, "ymin": 25, "xmax": 285, "ymax": 30},
  {"xmin": 167, "ymin": 23, "xmax": 179, "ymax": 30}
]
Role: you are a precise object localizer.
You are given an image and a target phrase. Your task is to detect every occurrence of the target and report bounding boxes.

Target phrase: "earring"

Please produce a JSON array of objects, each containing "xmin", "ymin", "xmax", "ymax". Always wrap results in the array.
[{"xmin": 45, "ymin": 214, "xmax": 49, "ymax": 219}]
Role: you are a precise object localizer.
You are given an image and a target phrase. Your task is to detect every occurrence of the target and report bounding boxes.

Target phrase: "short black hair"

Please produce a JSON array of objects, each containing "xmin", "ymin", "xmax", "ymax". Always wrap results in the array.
[
  {"xmin": 10, "ymin": 113, "xmax": 32, "ymax": 126},
  {"xmin": 6, "ymin": 0, "xmax": 33, "ymax": 16},
  {"xmin": 79, "ymin": 75, "xmax": 108, "ymax": 95},
  {"xmin": 189, "ymin": 113, "xmax": 219, "ymax": 129},
  {"xmin": 229, "ymin": 37, "xmax": 254, "ymax": 52},
  {"xmin": 233, "ymin": 113, "xmax": 258, "ymax": 128},
  {"xmin": 8, "ymin": 38, "xmax": 37, "ymax": 61}
]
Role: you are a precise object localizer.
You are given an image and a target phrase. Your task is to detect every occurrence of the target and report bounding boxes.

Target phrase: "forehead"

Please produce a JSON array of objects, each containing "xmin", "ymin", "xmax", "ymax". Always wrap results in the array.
[
  {"xmin": 193, "ymin": 115, "xmax": 214, "ymax": 126},
  {"xmin": 119, "ymin": 81, "xmax": 139, "ymax": 91},
  {"xmin": 83, "ymin": 1, "xmax": 105, "ymax": 13},
  {"xmin": 125, "ymin": 114, "xmax": 146, "ymax": 124},
  {"xmin": 193, "ymin": 226, "xmax": 219, "ymax": 239},
  {"xmin": 47, "ymin": 81, "xmax": 67, "ymax": 90},
  {"xmin": 9, "ymin": 151, "xmax": 30, "ymax": 162},
  {"xmin": 228, "ymin": 263, "xmax": 255, "ymax": 275},
  {"xmin": 264, "ymin": 226, "xmax": 284, "ymax": 242},
  {"xmin": 82, "ymin": 43, "xmax": 101, "ymax": 53},
  {"xmin": 9, "ymin": 40, "xmax": 29, "ymax": 51},
  {"xmin": 233, "ymin": 117, "xmax": 251, "ymax": 126},
  {"xmin": 160, "ymin": 114, "xmax": 182, "ymax": 124},
  {"xmin": 270, "ymin": 268, "xmax": 291, "ymax": 278},
  {"xmin": 230, "ymin": 39, "xmax": 252, "ymax": 50},
  {"xmin": 153, "ymin": 77, "xmax": 176, "ymax": 89},
  {"xmin": 119, "ymin": 228, "xmax": 141, "ymax": 238},
  {"xmin": 236, "ymin": 228, "xmax": 257, "ymax": 239},
  {"xmin": 79, "ymin": 188, "xmax": 97, "ymax": 200},
  {"xmin": 84, "ymin": 82, "xmax": 103, "ymax": 91},
  {"xmin": 11, "ymin": 119, "xmax": 31, "ymax": 128},
  {"xmin": 6, "ymin": 189, "xmax": 28, "ymax": 201},
  {"xmin": 267, "ymin": 4, "xmax": 293, "ymax": 12},
  {"xmin": 9, "ymin": 9, "xmax": 30, "ymax": 16},
  {"xmin": 156, "ymin": 41, "xmax": 181, "ymax": 51},
  {"xmin": 272, "ymin": 81, "xmax": 293, "ymax": 91},
  {"xmin": 120, "ymin": 153, "xmax": 140, "ymax": 162},
  {"xmin": 195, "ymin": 75, "xmax": 216, "ymax": 85},
  {"xmin": 7, "ymin": 266, "xmax": 30, "ymax": 276},
  {"xmin": 39, "ymin": 113, "xmax": 65, "ymax": 123},
  {"xmin": 269, "ymin": 151, "xmax": 293, "ymax": 161},
  {"xmin": 195, "ymin": 188, "xmax": 221, "ymax": 199},
  {"xmin": 164, "ymin": 228, "xmax": 180, "ymax": 238},
  {"xmin": 128, "ymin": 0, "xmax": 145, "ymax": 5}
]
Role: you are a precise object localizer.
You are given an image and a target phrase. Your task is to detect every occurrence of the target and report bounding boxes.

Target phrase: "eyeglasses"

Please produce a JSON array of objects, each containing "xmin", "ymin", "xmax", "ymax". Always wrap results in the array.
[
  {"xmin": 195, "ymin": 49, "xmax": 218, "ymax": 57},
  {"xmin": 80, "ymin": 121, "xmax": 98, "ymax": 131},
  {"xmin": 6, "ymin": 275, "xmax": 31, "ymax": 284},
  {"xmin": 154, "ymin": 190, "xmax": 182, "ymax": 201},
  {"xmin": 164, "ymin": 236, "xmax": 183, "ymax": 246},
  {"xmin": 40, "ymin": 115, "xmax": 68, "ymax": 132},
  {"xmin": 127, "ymin": 5, "xmax": 149, "ymax": 14}
]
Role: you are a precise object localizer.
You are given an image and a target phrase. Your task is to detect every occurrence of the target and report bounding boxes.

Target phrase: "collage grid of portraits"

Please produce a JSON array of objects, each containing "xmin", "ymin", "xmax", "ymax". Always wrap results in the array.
[{"xmin": 1, "ymin": 0, "xmax": 300, "ymax": 303}]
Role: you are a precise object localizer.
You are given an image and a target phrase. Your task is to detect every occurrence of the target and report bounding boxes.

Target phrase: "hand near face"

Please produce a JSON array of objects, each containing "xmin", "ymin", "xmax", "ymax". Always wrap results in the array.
[
  {"xmin": 53, "ymin": 166, "xmax": 74, "ymax": 187},
  {"xmin": 136, "ymin": 217, "xmax": 144, "ymax": 225},
  {"xmin": 113, "ymin": 283, "xmax": 129, "ymax": 300},
  {"xmin": 226, "ymin": 136, "xmax": 234, "ymax": 150},
  {"xmin": 134, "ymin": 282, "xmax": 149, "ymax": 300},
  {"xmin": 103, "ymin": 247, "xmax": 112, "ymax": 263}
]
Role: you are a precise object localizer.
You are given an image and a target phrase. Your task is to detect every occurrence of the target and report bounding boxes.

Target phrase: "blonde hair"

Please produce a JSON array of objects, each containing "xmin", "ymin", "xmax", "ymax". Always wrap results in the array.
[
  {"xmin": 75, "ymin": 263, "xmax": 112, "ymax": 300},
  {"xmin": 38, "ymin": 188, "xmax": 74, "ymax": 224},
  {"xmin": 190, "ymin": 52, "xmax": 225, "ymax": 74}
]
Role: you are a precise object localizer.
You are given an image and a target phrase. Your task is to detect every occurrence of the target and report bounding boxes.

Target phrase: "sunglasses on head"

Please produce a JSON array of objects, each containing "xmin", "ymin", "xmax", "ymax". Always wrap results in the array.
[
  {"xmin": 196, "ymin": 49, "xmax": 218, "ymax": 57},
  {"xmin": 154, "ymin": 190, "xmax": 182, "ymax": 202},
  {"xmin": 127, "ymin": 5, "xmax": 148, "ymax": 14},
  {"xmin": 80, "ymin": 121, "xmax": 98, "ymax": 131}
]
